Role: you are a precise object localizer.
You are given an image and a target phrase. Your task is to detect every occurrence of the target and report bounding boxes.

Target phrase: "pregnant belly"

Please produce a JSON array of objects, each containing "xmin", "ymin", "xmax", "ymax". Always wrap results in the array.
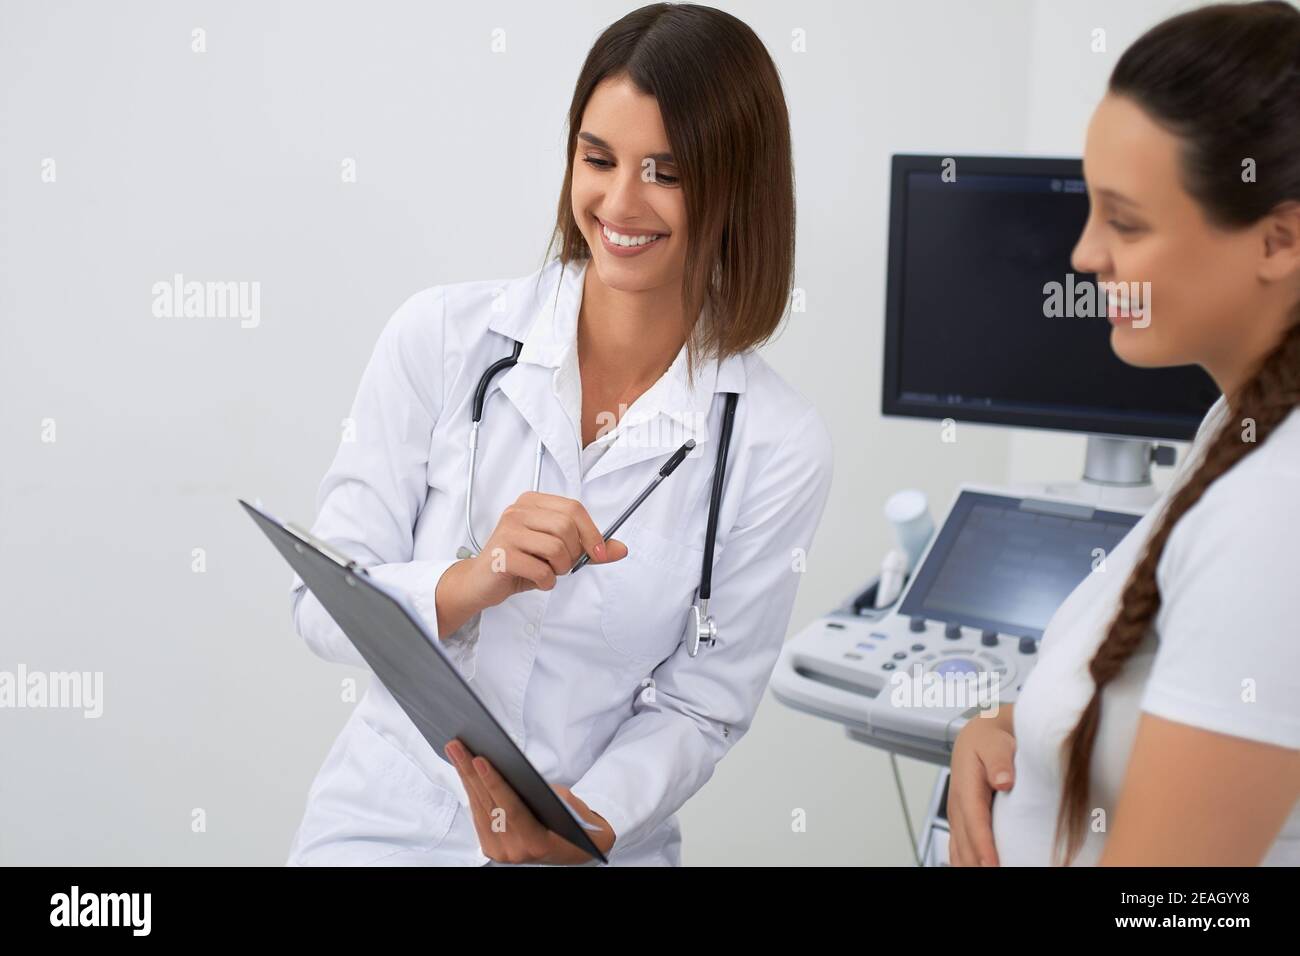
[{"xmin": 989, "ymin": 784, "xmax": 1053, "ymax": 867}]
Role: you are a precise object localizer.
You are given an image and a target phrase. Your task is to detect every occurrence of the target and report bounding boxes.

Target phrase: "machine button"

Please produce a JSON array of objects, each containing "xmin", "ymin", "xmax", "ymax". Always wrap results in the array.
[
  {"xmin": 843, "ymin": 652, "xmax": 862, "ymax": 661},
  {"xmin": 933, "ymin": 658, "xmax": 980, "ymax": 677},
  {"xmin": 1019, "ymin": 637, "xmax": 1037, "ymax": 655},
  {"xmin": 827, "ymin": 622, "xmax": 845, "ymax": 630},
  {"xmin": 909, "ymin": 616, "xmax": 927, "ymax": 633},
  {"xmin": 892, "ymin": 651, "xmax": 908, "ymax": 660},
  {"xmin": 856, "ymin": 642, "xmax": 876, "ymax": 651},
  {"xmin": 981, "ymin": 630, "xmax": 998, "ymax": 647},
  {"xmin": 944, "ymin": 622, "xmax": 962, "ymax": 640},
  {"xmin": 882, "ymin": 662, "xmax": 896, "ymax": 671},
  {"xmin": 870, "ymin": 632, "xmax": 888, "ymax": 640},
  {"xmin": 911, "ymin": 643, "xmax": 925, "ymax": 652}
]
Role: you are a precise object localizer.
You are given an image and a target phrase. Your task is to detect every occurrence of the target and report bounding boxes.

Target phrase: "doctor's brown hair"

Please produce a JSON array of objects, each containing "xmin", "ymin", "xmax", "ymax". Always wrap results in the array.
[
  {"xmin": 546, "ymin": 2, "xmax": 795, "ymax": 381},
  {"xmin": 1055, "ymin": 1, "xmax": 1300, "ymax": 864}
]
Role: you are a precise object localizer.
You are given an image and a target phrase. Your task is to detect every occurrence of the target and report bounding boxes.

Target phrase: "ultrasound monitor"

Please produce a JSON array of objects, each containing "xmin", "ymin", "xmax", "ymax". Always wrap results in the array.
[{"xmin": 881, "ymin": 154, "xmax": 1219, "ymax": 442}]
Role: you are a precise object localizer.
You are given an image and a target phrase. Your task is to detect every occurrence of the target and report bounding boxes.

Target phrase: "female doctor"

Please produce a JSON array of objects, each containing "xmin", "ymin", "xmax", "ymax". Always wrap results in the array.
[{"xmin": 286, "ymin": 3, "xmax": 833, "ymax": 866}]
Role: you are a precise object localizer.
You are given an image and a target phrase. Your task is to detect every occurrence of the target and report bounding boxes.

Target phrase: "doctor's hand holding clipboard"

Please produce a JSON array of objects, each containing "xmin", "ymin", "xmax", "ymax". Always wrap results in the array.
[
  {"xmin": 284, "ymin": 4, "xmax": 833, "ymax": 867},
  {"xmin": 435, "ymin": 438, "xmax": 698, "ymax": 864}
]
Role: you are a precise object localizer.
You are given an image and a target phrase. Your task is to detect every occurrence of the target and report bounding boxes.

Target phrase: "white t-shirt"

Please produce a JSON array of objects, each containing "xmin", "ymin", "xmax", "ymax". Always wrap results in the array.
[{"xmin": 992, "ymin": 395, "xmax": 1300, "ymax": 865}]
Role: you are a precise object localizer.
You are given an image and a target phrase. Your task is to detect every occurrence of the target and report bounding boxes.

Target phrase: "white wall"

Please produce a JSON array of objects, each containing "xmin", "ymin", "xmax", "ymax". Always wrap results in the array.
[{"xmin": 0, "ymin": 0, "xmax": 1185, "ymax": 866}]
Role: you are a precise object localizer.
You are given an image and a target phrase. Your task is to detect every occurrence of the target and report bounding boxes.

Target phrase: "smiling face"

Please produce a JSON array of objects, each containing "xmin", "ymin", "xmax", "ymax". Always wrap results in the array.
[
  {"xmin": 1071, "ymin": 94, "xmax": 1269, "ymax": 376},
  {"xmin": 570, "ymin": 74, "xmax": 688, "ymax": 294}
]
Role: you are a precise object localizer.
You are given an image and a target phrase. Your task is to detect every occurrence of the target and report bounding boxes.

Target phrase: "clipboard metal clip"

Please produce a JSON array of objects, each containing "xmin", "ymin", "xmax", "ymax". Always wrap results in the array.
[{"xmin": 285, "ymin": 522, "xmax": 370, "ymax": 577}]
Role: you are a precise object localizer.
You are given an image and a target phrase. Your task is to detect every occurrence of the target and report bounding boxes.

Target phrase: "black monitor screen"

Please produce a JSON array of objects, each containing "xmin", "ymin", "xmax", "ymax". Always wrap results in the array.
[
  {"xmin": 898, "ymin": 492, "xmax": 1140, "ymax": 641},
  {"xmin": 883, "ymin": 157, "xmax": 1219, "ymax": 440}
]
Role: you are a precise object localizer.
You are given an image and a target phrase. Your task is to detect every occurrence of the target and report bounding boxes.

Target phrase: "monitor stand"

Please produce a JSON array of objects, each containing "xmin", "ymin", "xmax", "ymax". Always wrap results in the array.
[{"xmin": 1021, "ymin": 435, "xmax": 1178, "ymax": 511}]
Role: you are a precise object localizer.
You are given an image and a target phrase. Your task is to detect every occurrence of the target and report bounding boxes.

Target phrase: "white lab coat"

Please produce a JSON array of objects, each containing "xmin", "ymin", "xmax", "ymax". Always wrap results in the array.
[{"xmin": 286, "ymin": 256, "xmax": 834, "ymax": 866}]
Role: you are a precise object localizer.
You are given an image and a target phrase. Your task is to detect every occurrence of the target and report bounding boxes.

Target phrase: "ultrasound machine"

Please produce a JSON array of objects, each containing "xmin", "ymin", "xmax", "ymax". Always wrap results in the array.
[{"xmin": 770, "ymin": 155, "xmax": 1219, "ymax": 866}]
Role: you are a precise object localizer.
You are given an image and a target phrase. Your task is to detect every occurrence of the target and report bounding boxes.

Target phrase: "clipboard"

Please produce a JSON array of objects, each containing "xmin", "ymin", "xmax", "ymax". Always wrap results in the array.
[{"xmin": 239, "ymin": 498, "xmax": 608, "ymax": 864}]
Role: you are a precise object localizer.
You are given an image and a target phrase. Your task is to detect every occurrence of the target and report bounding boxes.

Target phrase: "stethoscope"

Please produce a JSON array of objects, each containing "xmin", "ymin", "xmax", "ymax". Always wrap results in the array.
[{"xmin": 456, "ymin": 338, "xmax": 739, "ymax": 657}]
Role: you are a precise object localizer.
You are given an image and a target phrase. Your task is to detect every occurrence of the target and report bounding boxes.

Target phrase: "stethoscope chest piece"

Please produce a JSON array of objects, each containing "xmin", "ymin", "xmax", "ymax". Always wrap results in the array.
[{"xmin": 685, "ymin": 602, "xmax": 719, "ymax": 658}]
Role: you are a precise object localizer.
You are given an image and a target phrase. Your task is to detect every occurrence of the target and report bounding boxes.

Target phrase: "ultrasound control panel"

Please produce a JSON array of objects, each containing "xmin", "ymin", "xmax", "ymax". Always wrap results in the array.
[{"xmin": 770, "ymin": 486, "xmax": 1142, "ymax": 764}]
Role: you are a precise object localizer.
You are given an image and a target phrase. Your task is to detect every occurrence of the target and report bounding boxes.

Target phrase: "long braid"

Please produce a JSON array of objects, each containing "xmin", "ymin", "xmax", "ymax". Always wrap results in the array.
[{"xmin": 1055, "ymin": 317, "xmax": 1300, "ymax": 863}]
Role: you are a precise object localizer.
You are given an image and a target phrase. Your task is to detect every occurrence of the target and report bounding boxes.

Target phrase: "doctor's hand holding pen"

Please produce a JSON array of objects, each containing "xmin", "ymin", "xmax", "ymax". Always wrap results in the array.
[
  {"xmin": 948, "ymin": 703, "xmax": 1018, "ymax": 867},
  {"xmin": 432, "ymin": 491, "xmax": 629, "ymax": 640}
]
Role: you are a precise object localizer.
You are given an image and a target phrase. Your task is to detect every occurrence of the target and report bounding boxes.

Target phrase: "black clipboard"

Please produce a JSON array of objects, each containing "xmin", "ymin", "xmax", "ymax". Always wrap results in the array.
[{"xmin": 240, "ymin": 498, "xmax": 608, "ymax": 864}]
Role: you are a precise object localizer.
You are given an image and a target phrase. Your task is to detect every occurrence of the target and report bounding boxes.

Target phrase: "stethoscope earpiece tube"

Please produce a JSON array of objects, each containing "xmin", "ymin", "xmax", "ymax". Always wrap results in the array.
[
  {"xmin": 698, "ymin": 392, "xmax": 739, "ymax": 603},
  {"xmin": 464, "ymin": 338, "xmax": 525, "ymax": 556},
  {"xmin": 471, "ymin": 339, "xmax": 523, "ymax": 423}
]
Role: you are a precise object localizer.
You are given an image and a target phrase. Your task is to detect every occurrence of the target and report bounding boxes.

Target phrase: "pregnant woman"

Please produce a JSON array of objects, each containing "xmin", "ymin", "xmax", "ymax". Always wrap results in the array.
[{"xmin": 949, "ymin": 1, "xmax": 1300, "ymax": 866}]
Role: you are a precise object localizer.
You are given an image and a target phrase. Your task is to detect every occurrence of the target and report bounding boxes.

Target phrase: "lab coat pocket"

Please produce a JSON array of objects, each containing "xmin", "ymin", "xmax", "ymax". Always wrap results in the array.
[
  {"xmin": 596, "ymin": 522, "xmax": 704, "ymax": 667},
  {"xmin": 291, "ymin": 717, "xmax": 461, "ymax": 866}
]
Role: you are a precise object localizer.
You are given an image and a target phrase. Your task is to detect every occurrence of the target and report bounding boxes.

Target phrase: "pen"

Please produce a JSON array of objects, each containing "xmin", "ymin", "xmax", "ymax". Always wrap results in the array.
[{"xmin": 570, "ymin": 438, "xmax": 696, "ymax": 573}]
